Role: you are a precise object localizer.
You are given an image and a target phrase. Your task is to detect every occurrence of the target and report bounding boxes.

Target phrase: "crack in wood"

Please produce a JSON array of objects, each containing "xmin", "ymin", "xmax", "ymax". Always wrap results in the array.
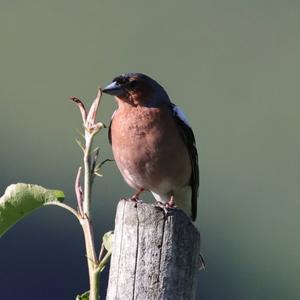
[
  {"xmin": 157, "ymin": 214, "xmax": 166, "ymax": 291},
  {"xmin": 132, "ymin": 204, "xmax": 140, "ymax": 299}
]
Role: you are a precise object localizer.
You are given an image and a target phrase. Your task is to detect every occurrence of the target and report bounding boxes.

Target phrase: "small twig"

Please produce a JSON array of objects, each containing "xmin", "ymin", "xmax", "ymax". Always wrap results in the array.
[
  {"xmin": 76, "ymin": 128, "xmax": 85, "ymax": 138},
  {"xmin": 99, "ymin": 158, "xmax": 114, "ymax": 169},
  {"xmin": 92, "ymin": 159, "xmax": 114, "ymax": 178},
  {"xmin": 98, "ymin": 242, "xmax": 105, "ymax": 262},
  {"xmin": 70, "ymin": 96, "xmax": 87, "ymax": 123},
  {"xmin": 96, "ymin": 251, "xmax": 112, "ymax": 273},
  {"xmin": 92, "ymin": 146, "xmax": 100, "ymax": 154},
  {"xmin": 75, "ymin": 166, "xmax": 84, "ymax": 217},
  {"xmin": 86, "ymin": 89, "xmax": 102, "ymax": 128},
  {"xmin": 85, "ymin": 254, "xmax": 98, "ymax": 267},
  {"xmin": 75, "ymin": 138, "xmax": 85, "ymax": 153},
  {"xmin": 92, "ymin": 148, "xmax": 100, "ymax": 173},
  {"xmin": 84, "ymin": 213, "xmax": 98, "ymax": 264}
]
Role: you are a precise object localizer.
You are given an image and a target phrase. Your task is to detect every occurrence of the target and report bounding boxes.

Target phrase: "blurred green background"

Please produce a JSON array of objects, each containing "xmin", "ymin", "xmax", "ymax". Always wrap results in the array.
[{"xmin": 0, "ymin": 0, "xmax": 299, "ymax": 299}]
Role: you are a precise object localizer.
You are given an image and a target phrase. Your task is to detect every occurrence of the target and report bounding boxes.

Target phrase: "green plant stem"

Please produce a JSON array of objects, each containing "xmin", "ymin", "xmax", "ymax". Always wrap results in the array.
[
  {"xmin": 83, "ymin": 133, "xmax": 93, "ymax": 218},
  {"xmin": 81, "ymin": 131, "xmax": 100, "ymax": 300},
  {"xmin": 81, "ymin": 219, "xmax": 99, "ymax": 300},
  {"xmin": 90, "ymin": 269, "xmax": 100, "ymax": 300},
  {"xmin": 97, "ymin": 251, "xmax": 112, "ymax": 272}
]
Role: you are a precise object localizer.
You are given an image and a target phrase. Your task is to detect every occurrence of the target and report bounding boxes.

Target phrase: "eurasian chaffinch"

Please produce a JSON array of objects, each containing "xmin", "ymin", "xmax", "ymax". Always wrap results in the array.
[{"xmin": 103, "ymin": 73, "xmax": 199, "ymax": 221}]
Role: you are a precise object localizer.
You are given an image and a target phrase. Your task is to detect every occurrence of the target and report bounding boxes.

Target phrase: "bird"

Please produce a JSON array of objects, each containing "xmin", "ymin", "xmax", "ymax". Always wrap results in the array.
[{"xmin": 102, "ymin": 73, "xmax": 199, "ymax": 221}]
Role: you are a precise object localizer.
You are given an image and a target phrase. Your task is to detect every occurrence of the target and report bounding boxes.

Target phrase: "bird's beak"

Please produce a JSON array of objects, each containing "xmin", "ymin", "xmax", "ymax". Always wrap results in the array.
[{"xmin": 102, "ymin": 81, "xmax": 124, "ymax": 96}]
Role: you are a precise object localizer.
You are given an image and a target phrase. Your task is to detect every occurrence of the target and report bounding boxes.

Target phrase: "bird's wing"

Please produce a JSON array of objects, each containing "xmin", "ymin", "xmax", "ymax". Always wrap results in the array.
[
  {"xmin": 171, "ymin": 104, "xmax": 199, "ymax": 221},
  {"xmin": 108, "ymin": 110, "xmax": 117, "ymax": 145}
]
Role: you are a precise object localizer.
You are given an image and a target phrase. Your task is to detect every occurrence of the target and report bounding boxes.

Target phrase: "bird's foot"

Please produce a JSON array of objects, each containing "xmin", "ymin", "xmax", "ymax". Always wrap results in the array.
[
  {"xmin": 153, "ymin": 200, "xmax": 176, "ymax": 217},
  {"xmin": 129, "ymin": 195, "xmax": 143, "ymax": 203},
  {"xmin": 153, "ymin": 201, "xmax": 168, "ymax": 216},
  {"xmin": 130, "ymin": 188, "xmax": 144, "ymax": 202},
  {"xmin": 121, "ymin": 196, "xmax": 143, "ymax": 203},
  {"xmin": 121, "ymin": 188, "xmax": 145, "ymax": 207},
  {"xmin": 166, "ymin": 195, "xmax": 175, "ymax": 208}
]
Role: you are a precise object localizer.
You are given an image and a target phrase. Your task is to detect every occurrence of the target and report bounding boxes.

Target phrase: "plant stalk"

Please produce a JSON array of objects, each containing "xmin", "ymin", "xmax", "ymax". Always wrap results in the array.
[
  {"xmin": 83, "ymin": 133, "xmax": 93, "ymax": 218},
  {"xmin": 81, "ymin": 131, "xmax": 100, "ymax": 300},
  {"xmin": 71, "ymin": 90, "xmax": 104, "ymax": 299}
]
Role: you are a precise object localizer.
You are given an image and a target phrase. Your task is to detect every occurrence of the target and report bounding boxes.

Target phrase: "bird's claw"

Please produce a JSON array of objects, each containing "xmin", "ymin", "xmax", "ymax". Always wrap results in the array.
[
  {"xmin": 121, "ymin": 197, "xmax": 143, "ymax": 208},
  {"xmin": 153, "ymin": 201, "xmax": 176, "ymax": 217},
  {"xmin": 130, "ymin": 196, "xmax": 141, "ymax": 202}
]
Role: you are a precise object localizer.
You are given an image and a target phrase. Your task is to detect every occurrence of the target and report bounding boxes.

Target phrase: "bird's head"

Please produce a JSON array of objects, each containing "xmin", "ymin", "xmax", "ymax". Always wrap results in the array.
[{"xmin": 102, "ymin": 73, "xmax": 170, "ymax": 107}]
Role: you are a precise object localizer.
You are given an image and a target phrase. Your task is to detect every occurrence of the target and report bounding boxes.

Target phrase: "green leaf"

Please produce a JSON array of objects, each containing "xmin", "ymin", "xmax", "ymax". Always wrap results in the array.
[
  {"xmin": 0, "ymin": 183, "xmax": 64, "ymax": 237},
  {"xmin": 102, "ymin": 230, "xmax": 114, "ymax": 253},
  {"xmin": 98, "ymin": 231, "xmax": 114, "ymax": 272},
  {"xmin": 76, "ymin": 290, "xmax": 89, "ymax": 300}
]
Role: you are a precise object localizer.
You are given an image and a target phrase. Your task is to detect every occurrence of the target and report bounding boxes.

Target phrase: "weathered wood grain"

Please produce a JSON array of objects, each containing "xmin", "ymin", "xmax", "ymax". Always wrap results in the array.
[{"xmin": 106, "ymin": 200, "xmax": 201, "ymax": 300}]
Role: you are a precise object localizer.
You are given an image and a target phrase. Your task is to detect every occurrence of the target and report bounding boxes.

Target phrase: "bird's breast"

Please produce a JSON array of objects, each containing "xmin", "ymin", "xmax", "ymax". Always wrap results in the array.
[{"xmin": 110, "ymin": 105, "xmax": 191, "ymax": 192}]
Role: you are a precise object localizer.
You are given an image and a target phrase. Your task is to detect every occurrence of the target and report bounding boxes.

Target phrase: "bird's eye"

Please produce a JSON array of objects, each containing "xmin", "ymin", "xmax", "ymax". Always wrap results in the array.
[{"xmin": 129, "ymin": 80, "xmax": 138, "ymax": 89}]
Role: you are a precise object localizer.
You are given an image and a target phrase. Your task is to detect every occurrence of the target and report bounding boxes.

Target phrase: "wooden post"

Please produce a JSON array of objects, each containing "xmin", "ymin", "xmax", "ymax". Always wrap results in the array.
[{"xmin": 106, "ymin": 199, "xmax": 201, "ymax": 300}]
